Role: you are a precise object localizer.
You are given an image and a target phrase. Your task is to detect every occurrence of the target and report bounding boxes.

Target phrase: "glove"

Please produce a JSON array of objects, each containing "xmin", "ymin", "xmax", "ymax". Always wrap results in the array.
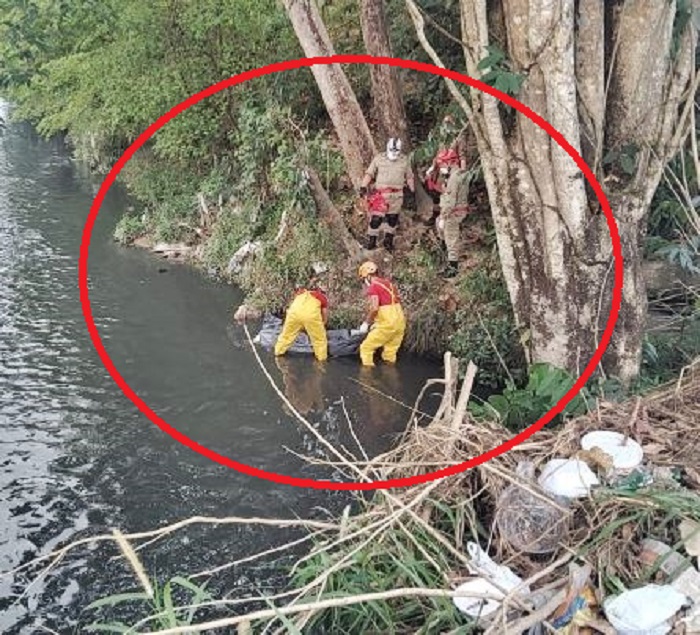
[
  {"xmin": 437, "ymin": 216, "xmax": 445, "ymax": 232},
  {"xmin": 359, "ymin": 186, "xmax": 368, "ymax": 197},
  {"xmin": 358, "ymin": 321, "xmax": 370, "ymax": 334}
]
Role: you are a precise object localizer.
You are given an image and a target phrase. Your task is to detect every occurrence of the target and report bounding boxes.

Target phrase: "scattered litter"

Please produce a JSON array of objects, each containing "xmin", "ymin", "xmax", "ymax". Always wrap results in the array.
[
  {"xmin": 453, "ymin": 542, "xmax": 531, "ymax": 619},
  {"xmin": 640, "ymin": 538, "xmax": 690, "ymax": 578},
  {"xmin": 465, "ymin": 541, "xmax": 529, "ymax": 594},
  {"xmin": 680, "ymin": 519, "xmax": 700, "ymax": 558},
  {"xmin": 581, "ymin": 430, "xmax": 644, "ymax": 471},
  {"xmin": 227, "ymin": 240, "xmax": 261, "ymax": 274},
  {"xmin": 550, "ymin": 564, "xmax": 596, "ymax": 631},
  {"xmin": 670, "ymin": 564, "xmax": 700, "ymax": 632},
  {"xmin": 452, "ymin": 577, "xmax": 505, "ymax": 617},
  {"xmin": 651, "ymin": 466, "xmax": 682, "ymax": 488},
  {"xmin": 603, "ymin": 584, "xmax": 688, "ymax": 634},
  {"xmin": 538, "ymin": 458, "xmax": 599, "ymax": 499},
  {"xmin": 613, "ymin": 467, "xmax": 655, "ymax": 491},
  {"xmin": 233, "ymin": 304, "xmax": 262, "ymax": 323},
  {"xmin": 495, "ymin": 462, "xmax": 567, "ymax": 554}
]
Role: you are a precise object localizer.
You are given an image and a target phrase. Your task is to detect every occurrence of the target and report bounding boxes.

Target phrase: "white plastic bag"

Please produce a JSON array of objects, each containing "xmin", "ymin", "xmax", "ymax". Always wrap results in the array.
[
  {"xmin": 453, "ymin": 542, "xmax": 531, "ymax": 618},
  {"xmin": 603, "ymin": 584, "xmax": 688, "ymax": 634}
]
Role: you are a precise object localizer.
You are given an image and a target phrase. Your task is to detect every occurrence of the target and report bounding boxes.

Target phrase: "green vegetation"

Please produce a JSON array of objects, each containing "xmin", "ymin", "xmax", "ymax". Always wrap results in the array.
[
  {"xmin": 84, "ymin": 575, "xmax": 212, "ymax": 633},
  {"xmin": 2, "ymin": 2, "xmax": 699, "ymax": 633},
  {"xmin": 0, "ymin": 0, "xmax": 697, "ymax": 390},
  {"xmin": 1, "ymin": 0, "xmax": 697, "ymax": 420},
  {"xmin": 290, "ymin": 501, "xmax": 479, "ymax": 634},
  {"xmin": 470, "ymin": 363, "xmax": 587, "ymax": 430}
]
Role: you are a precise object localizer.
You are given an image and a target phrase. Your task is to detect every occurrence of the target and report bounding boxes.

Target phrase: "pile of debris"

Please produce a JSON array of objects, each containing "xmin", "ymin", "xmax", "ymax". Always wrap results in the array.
[
  {"xmin": 97, "ymin": 353, "xmax": 697, "ymax": 634},
  {"xmin": 363, "ymin": 355, "xmax": 700, "ymax": 634}
]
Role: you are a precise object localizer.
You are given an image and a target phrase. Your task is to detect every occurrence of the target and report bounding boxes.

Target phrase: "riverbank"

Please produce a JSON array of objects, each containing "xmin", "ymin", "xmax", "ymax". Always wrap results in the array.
[
  {"xmin": 232, "ymin": 357, "xmax": 700, "ymax": 634},
  {"xmin": 115, "ymin": 169, "xmax": 527, "ymax": 392},
  {"xmin": 30, "ymin": 353, "xmax": 700, "ymax": 633}
]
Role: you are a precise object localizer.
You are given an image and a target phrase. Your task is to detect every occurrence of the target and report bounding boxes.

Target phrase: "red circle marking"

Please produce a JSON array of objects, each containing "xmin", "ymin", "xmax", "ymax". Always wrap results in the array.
[{"xmin": 79, "ymin": 55, "xmax": 623, "ymax": 491}]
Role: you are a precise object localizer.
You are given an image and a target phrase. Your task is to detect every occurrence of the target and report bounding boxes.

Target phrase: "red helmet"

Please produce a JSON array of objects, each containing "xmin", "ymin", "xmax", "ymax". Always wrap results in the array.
[{"xmin": 435, "ymin": 148, "xmax": 460, "ymax": 168}]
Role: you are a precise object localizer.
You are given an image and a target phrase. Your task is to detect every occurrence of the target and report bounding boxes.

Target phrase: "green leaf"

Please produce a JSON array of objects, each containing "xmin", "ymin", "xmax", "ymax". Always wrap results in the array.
[
  {"xmin": 86, "ymin": 592, "xmax": 150, "ymax": 611},
  {"xmin": 84, "ymin": 622, "xmax": 133, "ymax": 634},
  {"xmin": 602, "ymin": 150, "xmax": 619, "ymax": 165},
  {"xmin": 493, "ymin": 73, "xmax": 516, "ymax": 95},
  {"xmin": 170, "ymin": 576, "xmax": 209, "ymax": 597},
  {"xmin": 487, "ymin": 394, "xmax": 510, "ymax": 416},
  {"xmin": 620, "ymin": 153, "xmax": 636, "ymax": 175},
  {"xmin": 484, "ymin": 44, "xmax": 506, "ymax": 64},
  {"xmin": 477, "ymin": 53, "xmax": 503, "ymax": 71},
  {"xmin": 162, "ymin": 581, "xmax": 177, "ymax": 628}
]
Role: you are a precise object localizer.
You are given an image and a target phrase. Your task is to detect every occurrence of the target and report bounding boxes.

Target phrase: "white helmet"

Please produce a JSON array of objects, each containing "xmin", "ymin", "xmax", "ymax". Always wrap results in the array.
[{"xmin": 386, "ymin": 137, "xmax": 402, "ymax": 161}]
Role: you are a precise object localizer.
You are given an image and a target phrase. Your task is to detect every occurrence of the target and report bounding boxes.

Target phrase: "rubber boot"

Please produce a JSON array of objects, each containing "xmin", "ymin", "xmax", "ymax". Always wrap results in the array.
[
  {"xmin": 366, "ymin": 235, "xmax": 378, "ymax": 250},
  {"xmin": 442, "ymin": 261, "xmax": 458, "ymax": 279},
  {"xmin": 383, "ymin": 233, "xmax": 395, "ymax": 253}
]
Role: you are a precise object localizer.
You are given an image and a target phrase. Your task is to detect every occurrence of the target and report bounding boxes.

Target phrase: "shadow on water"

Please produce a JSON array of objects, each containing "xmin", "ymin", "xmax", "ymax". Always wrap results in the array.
[{"xmin": 0, "ymin": 101, "xmax": 443, "ymax": 632}]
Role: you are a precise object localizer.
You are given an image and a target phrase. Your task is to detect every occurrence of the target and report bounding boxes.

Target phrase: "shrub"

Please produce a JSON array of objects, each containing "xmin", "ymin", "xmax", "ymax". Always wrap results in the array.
[
  {"xmin": 114, "ymin": 214, "xmax": 145, "ymax": 245},
  {"xmin": 470, "ymin": 363, "xmax": 588, "ymax": 431}
]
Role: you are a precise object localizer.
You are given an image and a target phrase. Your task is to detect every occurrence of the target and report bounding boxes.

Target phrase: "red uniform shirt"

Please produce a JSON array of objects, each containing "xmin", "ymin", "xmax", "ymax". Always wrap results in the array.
[
  {"xmin": 366, "ymin": 277, "xmax": 399, "ymax": 306},
  {"xmin": 295, "ymin": 287, "xmax": 328, "ymax": 309}
]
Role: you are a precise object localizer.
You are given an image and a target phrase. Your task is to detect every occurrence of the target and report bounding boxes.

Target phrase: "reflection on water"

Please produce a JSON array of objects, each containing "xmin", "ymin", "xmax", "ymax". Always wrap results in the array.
[
  {"xmin": 275, "ymin": 356, "xmax": 327, "ymax": 417},
  {"xmin": 0, "ymin": 101, "xmax": 441, "ymax": 632}
]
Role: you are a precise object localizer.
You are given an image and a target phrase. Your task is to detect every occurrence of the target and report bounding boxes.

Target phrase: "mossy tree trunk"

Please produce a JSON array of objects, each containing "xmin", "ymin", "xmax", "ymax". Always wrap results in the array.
[{"xmin": 459, "ymin": 0, "xmax": 696, "ymax": 385}]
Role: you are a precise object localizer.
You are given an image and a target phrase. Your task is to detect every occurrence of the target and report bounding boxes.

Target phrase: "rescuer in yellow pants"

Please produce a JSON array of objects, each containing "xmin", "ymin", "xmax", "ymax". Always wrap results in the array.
[
  {"xmin": 356, "ymin": 261, "xmax": 406, "ymax": 366},
  {"xmin": 274, "ymin": 286, "xmax": 329, "ymax": 362}
]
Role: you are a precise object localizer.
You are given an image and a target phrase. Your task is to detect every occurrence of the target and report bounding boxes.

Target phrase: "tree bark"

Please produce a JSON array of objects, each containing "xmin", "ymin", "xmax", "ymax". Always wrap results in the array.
[
  {"xmin": 458, "ymin": 0, "xmax": 695, "ymax": 384},
  {"xmin": 304, "ymin": 167, "xmax": 364, "ymax": 264},
  {"xmin": 283, "ymin": 0, "xmax": 376, "ymax": 188},
  {"xmin": 359, "ymin": 0, "xmax": 410, "ymax": 148}
]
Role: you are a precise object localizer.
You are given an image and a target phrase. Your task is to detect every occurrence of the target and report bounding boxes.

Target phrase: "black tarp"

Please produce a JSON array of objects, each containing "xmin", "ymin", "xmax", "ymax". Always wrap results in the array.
[{"xmin": 254, "ymin": 314, "xmax": 365, "ymax": 357}]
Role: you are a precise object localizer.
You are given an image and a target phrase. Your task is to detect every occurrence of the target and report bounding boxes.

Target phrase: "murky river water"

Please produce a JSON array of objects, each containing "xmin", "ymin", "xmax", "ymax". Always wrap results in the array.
[{"xmin": 0, "ymin": 103, "xmax": 442, "ymax": 632}]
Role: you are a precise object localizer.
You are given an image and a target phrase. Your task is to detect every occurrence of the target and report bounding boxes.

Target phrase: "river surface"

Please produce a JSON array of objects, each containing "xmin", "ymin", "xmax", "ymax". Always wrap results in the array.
[{"xmin": 0, "ymin": 103, "xmax": 442, "ymax": 632}]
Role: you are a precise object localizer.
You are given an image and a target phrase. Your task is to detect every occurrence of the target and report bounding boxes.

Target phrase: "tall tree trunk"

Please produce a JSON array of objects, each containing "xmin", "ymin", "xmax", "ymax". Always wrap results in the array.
[
  {"xmin": 283, "ymin": 0, "xmax": 376, "ymax": 187},
  {"xmin": 458, "ymin": 0, "xmax": 695, "ymax": 385},
  {"xmin": 359, "ymin": 0, "xmax": 410, "ymax": 148},
  {"xmin": 304, "ymin": 167, "xmax": 364, "ymax": 263}
]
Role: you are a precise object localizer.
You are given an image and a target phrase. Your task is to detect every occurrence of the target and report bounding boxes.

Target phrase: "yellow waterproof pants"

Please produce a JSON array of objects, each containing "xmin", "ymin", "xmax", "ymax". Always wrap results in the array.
[
  {"xmin": 359, "ymin": 303, "xmax": 406, "ymax": 366},
  {"xmin": 274, "ymin": 292, "xmax": 328, "ymax": 361}
]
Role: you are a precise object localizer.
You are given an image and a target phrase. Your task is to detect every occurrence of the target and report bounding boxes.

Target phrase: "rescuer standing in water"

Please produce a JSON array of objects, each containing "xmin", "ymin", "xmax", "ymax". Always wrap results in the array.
[
  {"xmin": 356, "ymin": 261, "xmax": 406, "ymax": 367},
  {"xmin": 274, "ymin": 277, "xmax": 329, "ymax": 362}
]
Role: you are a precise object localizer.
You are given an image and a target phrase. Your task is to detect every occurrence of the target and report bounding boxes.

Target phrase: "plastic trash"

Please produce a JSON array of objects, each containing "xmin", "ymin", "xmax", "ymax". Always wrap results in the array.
[
  {"xmin": 581, "ymin": 430, "xmax": 644, "ymax": 471},
  {"xmin": 254, "ymin": 314, "xmax": 364, "ymax": 357},
  {"xmin": 465, "ymin": 542, "xmax": 528, "ymax": 592},
  {"xmin": 227, "ymin": 240, "xmax": 261, "ymax": 274},
  {"xmin": 603, "ymin": 584, "xmax": 688, "ymax": 634},
  {"xmin": 453, "ymin": 542, "xmax": 530, "ymax": 618},
  {"xmin": 495, "ymin": 461, "xmax": 567, "ymax": 554},
  {"xmin": 639, "ymin": 539, "xmax": 690, "ymax": 578},
  {"xmin": 538, "ymin": 458, "xmax": 599, "ymax": 499},
  {"xmin": 614, "ymin": 467, "xmax": 655, "ymax": 492},
  {"xmin": 672, "ymin": 567, "xmax": 700, "ymax": 632},
  {"xmin": 452, "ymin": 577, "xmax": 505, "ymax": 617},
  {"xmin": 551, "ymin": 594, "xmax": 590, "ymax": 630},
  {"xmin": 680, "ymin": 519, "xmax": 700, "ymax": 558}
]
